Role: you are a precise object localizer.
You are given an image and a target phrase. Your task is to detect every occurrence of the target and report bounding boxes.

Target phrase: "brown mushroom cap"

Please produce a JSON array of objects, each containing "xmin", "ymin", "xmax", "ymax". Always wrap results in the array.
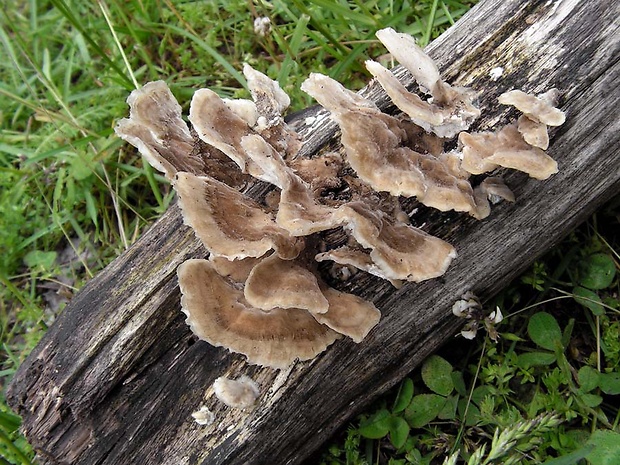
[
  {"xmin": 517, "ymin": 115, "xmax": 550, "ymax": 150},
  {"xmin": 178, "ymin": 259, "xmax": 340, "ymax": 369},
  {"xmin": 365, "ymin": 60, "xmax": 443, "ymax": 130},
  {"xmin": 312, "ymin": 287, "xmax": 381, "ymax": 343},
  {"xmin": 301, "ymin": 73, "xmax": 475, "ymax": 213},
  {"xmin": 115, "ymin": 81, "xmax": 203, "ymax": 179},
  {"xmin": 459, "ymin": 124, "xmax": 558, "ymax": 179},
  {"xmin": 374, "ymin": 28, "xmax": 480, "ymax": 121},
  {"xmin": 374, "ymin": 28, "xmax": 440, "ymax": 94},
  {"xmin": 480, "ymin": 176, "xmax": 515, "ymax": 203},
  {"xmin": 486, "ymin": 125, "xmax": 558, "ymax": 180},
  {"xmin": 222, "ymin": 98, "xmax": 259, "ymax": 127},
  {"xmin": 498, "ymin": 89, "xmax": 566, "ymax": 126},
  {"xmin": 365, "ymin": 59, "xmax": 475, "ymax": 138},
  {"xmin": 189, "ymin": 88, "xmax": 272, "ymax": 182},
  {"xmin": 354, "ymin": 210, "xmax": 456, "ymax": 282},
  {"xmin": 175, "ymin": 172, "xmax": 303, "ymax": 260},
  {"xmin": 325, "ymin": 204, "xmax": 457, "ymax": 282},
  {"xmin": 244, "ymin": 254, "xmax": 329, "ymax": 314}
]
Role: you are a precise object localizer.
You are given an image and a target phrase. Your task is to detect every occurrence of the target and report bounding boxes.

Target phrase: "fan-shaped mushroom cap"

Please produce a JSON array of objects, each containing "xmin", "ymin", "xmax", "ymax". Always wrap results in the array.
[
  {"xmin": 374, "ymin": 28, "xmax": 480, "ymax": 122},
  {"xmin": 365, "ymin": 60, "xmax": 442, "ymax": 129},
  {"xmin": 244, "ymin": 254, "xmax": 329, "ymax": 314},
  {"xmin": 115, "ymin": 81, "xmax": 202, "ymax": 179},
  {"xmin": 365, "ymin": 60, "xmax": 474, "ymax": 138},
  {"xmin": 189, "ymin": 88, "xmax": 258, "ymax": 175},
  {"xmin": 213, "ymin": 375, "xmax": 260, "ymax": 409},
  {"xmin": 244, "ymin": 63, "xmax": 290, "ymax": 130},
  {"xmin": 316, "ymin": 246, "xmax": 381, "ymax": 275},
  {"xmin": 375, "ymin": 28, "xmax": 440, "ymax": 94},
  {"xmin": 480, "ymin": 176, "xmax": 515, "ymax": 203},
  {"xmin": 486, "ymin": 125, "xmax": 558, "ymax": 180},
  {"xmin": 301, "ymin": 73, "xmax": 475, "ymax": 213},
  {"xmin": 517, "ymin": 115, "xmax": 550, "ymax": 150},
  {"xmin": 312, "ymin": 287, "xmax": 381, "ymax": 343},
  {"xmin": 458, "ymin": 130, "xmax": 501, "ymax": 175},
  {"xmin": 175, "ymin": 172, "xmax": 303, "ymax": 260},
  {"xmin": 346, "ymin": 205, "xmax": 457, "ymax": 282},
  {"xmin": 459, "ymin": 124, "xmax": 558, "ymax": 179},
  {"xmin": 315, "ymin": 204, "xmax": 456, "ymax": 282},
  {"xmin": 178, "ymin": 259, "xmax": 340, "ymax": 369},
  {"xmin": 486, "ymin": 148, "xmax": 558, "ymax": 180},
  {"xmin": 471, "ymin": 177, "xmax": 514, "ymax": 220},
  {"xmin": 222, "ymin": 98, "xmax": 259, "ymax": 127},
  {"xmin": 240, "ymin": 134, "xmax": 343, "ymax": 235},
  {"xmin": 498, "ymin": 89, "xmax": 565, "ymax": 126}
]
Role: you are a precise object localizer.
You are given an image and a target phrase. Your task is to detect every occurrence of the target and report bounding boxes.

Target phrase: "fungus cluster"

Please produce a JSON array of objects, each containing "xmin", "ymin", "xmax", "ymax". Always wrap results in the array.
[{"xmin": 115, "ymin": 27, "xmax": 565, "ymax": 369}]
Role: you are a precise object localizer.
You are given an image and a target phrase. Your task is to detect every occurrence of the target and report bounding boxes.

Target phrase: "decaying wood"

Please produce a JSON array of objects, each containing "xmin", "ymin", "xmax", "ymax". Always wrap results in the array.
[{"xmin": 7, "ymin": 0, "xmax": 620, "ymax": 463}]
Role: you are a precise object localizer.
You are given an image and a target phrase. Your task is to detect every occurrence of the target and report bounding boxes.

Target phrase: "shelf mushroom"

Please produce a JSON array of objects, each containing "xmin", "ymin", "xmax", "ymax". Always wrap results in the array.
[
  {"xmin": 178, "ymin": 259, "xmax": 341, "ymax": 369},
  {"xmin": 116, "ymin": 26, "xmax": 565, "ymax": 371}
]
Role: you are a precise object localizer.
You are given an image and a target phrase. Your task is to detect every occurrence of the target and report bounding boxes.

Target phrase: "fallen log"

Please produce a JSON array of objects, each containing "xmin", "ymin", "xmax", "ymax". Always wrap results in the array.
[{"xmin": 7, "ymin": 0, "xmax": 620, "ymax": 463}]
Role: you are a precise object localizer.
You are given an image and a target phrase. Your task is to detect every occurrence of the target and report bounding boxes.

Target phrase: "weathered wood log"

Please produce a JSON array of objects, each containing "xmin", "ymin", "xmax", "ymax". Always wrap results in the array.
[{"xmin": 7, "ymin": 0, "xmax": 620, "ymax": 463}]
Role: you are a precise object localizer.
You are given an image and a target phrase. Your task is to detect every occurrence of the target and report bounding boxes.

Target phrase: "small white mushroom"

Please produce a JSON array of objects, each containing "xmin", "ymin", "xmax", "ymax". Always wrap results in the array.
[
  {"xmin": 213, "ymin": 375, "xmax": 260, "ymax": 409},
  {"xmin": 191, "ymin": 406, "xmax": 215, "ymax": 426}
]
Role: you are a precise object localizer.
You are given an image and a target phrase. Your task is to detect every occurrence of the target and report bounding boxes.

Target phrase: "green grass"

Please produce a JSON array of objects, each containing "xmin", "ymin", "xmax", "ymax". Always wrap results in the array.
[{"xmin": 0, "ymin": 1, "xmax": 618, "ymax": 464}]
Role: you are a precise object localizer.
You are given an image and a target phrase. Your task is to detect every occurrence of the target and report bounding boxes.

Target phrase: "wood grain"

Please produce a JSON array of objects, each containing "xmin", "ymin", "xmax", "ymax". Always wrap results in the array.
[{"xmin": 7, "ymin": 0, "xmax": 620, "ymax": 463}]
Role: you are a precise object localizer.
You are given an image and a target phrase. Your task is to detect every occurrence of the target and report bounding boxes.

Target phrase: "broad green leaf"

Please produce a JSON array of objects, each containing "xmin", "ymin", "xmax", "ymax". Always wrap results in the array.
[
  {"xmin": 457, "ymin": 398, "xmax": 481, "ymax": 426},
  {"xmin": 24, "ymin": 250, "xmax": 57, "ymax": 270},
  {"xmin": 573, "ymin": 286, "xmax": 605, "ymax": 316},
  {"xmin": 471, "ymin": 385, "xmax": 495, "ymax": 407},
  {"xmin": 541, "ymin": 444, "xmax": 595, "ymax": 465},
  {"xmin": 578, "ymin": 253, "xmax": 616, "ymax": 290},
  {"xmin": 405, "ymin": 394, "xmax": 446, "ymax": 428},
  {"xmin": 577, "ymin": 366, "xmax": 600, "ymax": 392},
  {"xmin": 528, "ymin": 312, "xmax": 562, "ymax": 351},
  {"xmin": 517, "ymin": 351, "xmax": 557, "ymax": 368},
  {"xmin": 393, "ymin": 378, "xmax": 414, "ymax": 413},
  {"xmin": 387, "ymin": 416, "xmax": 410, "ymax": 449},
  {"xmin": 421, "ymin": 355, "xmax": 454, "ymax": 396},
  {"xmin": 358, "ymin": 409, "xmax": 391, "ymax": 439},
  {"xmin": 586, "ymin": 430, "xmax": 620, "ymax": 465},
  {"xmin": 438, "ymin": 395, "xmax": 459, "ymax": 420},
  {"xmin": 579, "ymin": 393, "xmax": 603, "ymax": 408},
  {"xmin": 451, "ymin": 371, "xmax": 467, "ymax": 397},
  {"xmin": 598, "ymin": 372, "xmax": 620, "ymax": 395}
]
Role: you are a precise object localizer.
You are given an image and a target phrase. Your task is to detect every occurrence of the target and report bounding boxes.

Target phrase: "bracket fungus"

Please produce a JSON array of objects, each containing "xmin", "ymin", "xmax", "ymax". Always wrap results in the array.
[{"xmin": 115, "ymin": 27, "xmax": 565, "ymax": 369}]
